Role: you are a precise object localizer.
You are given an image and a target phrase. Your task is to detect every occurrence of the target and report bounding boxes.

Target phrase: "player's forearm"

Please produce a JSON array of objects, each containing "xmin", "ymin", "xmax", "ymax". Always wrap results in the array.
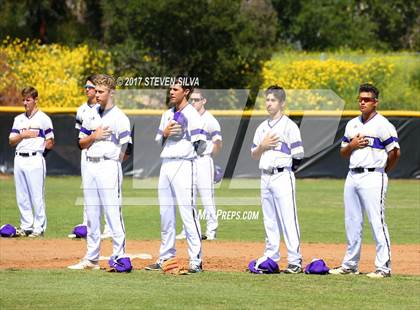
[
  {"xmin": 79, "ymin": 134, "xmax": 96, "ymax": 149},
  {"xmin": 9, "ymin": 135, "xmax": 23, "ymax": 147},
  {"xmin": 251, "ymin": 145, "xmax": 265, "ymax": 160},
  {"xmin": 385, "ymin": 148, "xmax": 400, "ymax": 173},
  {"xmin": 340, "ymin": 144, "xmax": 354, "ymax": 158},
  {"xmin": 211, "ymin": 141, "xmax": 222, "ymax": 157},
  {"xmin": 45, "ymin": 138, "xmax": 54, "ymax": 150}
]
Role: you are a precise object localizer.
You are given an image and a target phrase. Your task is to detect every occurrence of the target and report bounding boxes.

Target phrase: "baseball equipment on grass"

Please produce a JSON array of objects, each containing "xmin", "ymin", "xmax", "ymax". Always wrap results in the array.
[
  {"xmin": 68, "ymin": 224, "xmax": 87, "ymax": 239},
  {"xmin": 248, "ymin": 257, "xmax": 279, "ymax": 274},
  {"xmin": 108, "ymin": 257, "xmax": 132, "ymax": 273},
  {"xmin": 0, "ymin": 224, "xmax": 17, "ymax": 237},
  {"xmin": 161, "ymin": 258, "xmax": 188, "ymax": 275},
  {"xmin": 304, "ymin": 259, "xmax": 330, "ymax": 275}
]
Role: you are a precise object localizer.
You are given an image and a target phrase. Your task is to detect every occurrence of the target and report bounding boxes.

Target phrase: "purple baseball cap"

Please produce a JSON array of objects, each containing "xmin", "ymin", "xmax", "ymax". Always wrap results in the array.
[
  {"xmin": 248, "ymin": 257, "xmax": 279, "ymax": 274},
  {"xmin": 0, "ymin": 224, "xmax": 17, "ymax": 237},
  {"xmin": 304, "ymin": 259, "xmax": 330, "ymax": 275},
  {"xmin": 72, "ymin": 225, "xmax": 87, "ymax": 238},
  {"xmin": 109, "ymin": 256, "xmax": 132, "ymax": 273}
]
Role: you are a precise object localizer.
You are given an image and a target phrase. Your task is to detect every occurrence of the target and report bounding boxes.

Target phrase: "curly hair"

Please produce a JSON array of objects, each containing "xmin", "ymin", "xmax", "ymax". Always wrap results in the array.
[{"xmin": 93, "ymin": 74, "xmax": 116, "ymax": 90}]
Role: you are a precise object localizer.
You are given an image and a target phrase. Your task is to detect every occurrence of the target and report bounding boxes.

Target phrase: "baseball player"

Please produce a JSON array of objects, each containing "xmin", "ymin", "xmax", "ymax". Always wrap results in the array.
[
  {"xmin": 251, "ymin": 85, "xmax": 304, "ymax": 274},
  {"xmin": 68, "ymin": 75, "xmax": 112, "ymax": 240},
  {"xmin": 176, "ymin": 89, "xmax": 222, "ymax": 241},
  {"xmin": 329, "ymin": 83, "xmax": 400, "ymax": 278},
  {"xmin": 9, "ymin": 87, "xmax": 54, "ymax": 238},
  {"xmin": 68, "ymin": 74, "xmax": 132, "ymax": 270},
  {"xmin": 145, "ymin": 77, "xmax": 206, "ymax": 273}
]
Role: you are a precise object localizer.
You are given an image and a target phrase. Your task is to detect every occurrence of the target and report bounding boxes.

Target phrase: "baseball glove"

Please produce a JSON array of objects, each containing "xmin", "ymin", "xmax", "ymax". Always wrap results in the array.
[{"xmin": 161, "ymin": 258, "xmax": 189, "ymax": 275}]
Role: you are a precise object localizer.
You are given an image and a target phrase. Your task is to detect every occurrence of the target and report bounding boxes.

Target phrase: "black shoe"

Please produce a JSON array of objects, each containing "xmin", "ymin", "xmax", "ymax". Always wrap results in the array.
[
  {"xmin": 284, "ymin": 264, "xmax": 302, "ymax": 274},
  {"xmin": 188, "ymin": 263, "xmax": 203, "ymax": 273},
  {"xmin": 145, "ymin": 262, "xmax": 162, "ymax": 271},
  {"xmin": 201, "ymin": 235, "xmax": 208, "ymax": 240}
]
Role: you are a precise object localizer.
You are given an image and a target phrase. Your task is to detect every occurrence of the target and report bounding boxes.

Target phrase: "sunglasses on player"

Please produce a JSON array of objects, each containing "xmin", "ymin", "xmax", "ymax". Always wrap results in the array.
[
  {"xmin": 84, "ymin": 85, "xmax": 95, "ymax": 90},
  {"xmin": 358, "ymin": 97, "xmax": 376, "ymax": 103},
  {"xmin": 190, "ymin": 98, "xmax": 203, "ymax": 103}
]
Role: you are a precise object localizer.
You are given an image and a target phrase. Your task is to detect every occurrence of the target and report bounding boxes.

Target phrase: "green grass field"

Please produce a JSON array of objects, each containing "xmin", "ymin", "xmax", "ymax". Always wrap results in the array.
[{"xmin": 1, "ymin": 177, "xmax": 419, "ymax": 309}]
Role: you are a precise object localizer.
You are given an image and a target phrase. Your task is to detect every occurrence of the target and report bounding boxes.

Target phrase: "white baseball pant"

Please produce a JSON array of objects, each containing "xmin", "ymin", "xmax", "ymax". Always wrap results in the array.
[
  {"xmin": 83, "ymin": 159, "xmax": 126, "ymax": 261},
  {"xmin": 261, "ymin": 170, "xmax": 302, "ymax": 266},
  {"xmin": 14, "ymin": 153, "xmax": 47, "ymax": 234},
  {"xmin": 342, "ymin": 171, "xmax": 391, "ymax": 273},
  {"xmin": 158, "ymin": 158, "xmax": 202, "ymax": 265}
]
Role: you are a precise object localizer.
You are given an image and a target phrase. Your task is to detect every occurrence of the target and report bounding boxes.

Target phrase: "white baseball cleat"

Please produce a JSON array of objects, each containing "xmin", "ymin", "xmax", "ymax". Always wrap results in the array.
[
  {"xmin": 366, "ymin": 270, "xmax": 391, "ymax": 278},
  {"xmin": 68, "ymin": 259, "xmax": 100, "ymax": 270},
  {"xmin": 329, "ymin": 266, "xmax": 359, "ymax": 275},
  {"xmin": 28, "ymin": 231, "xmax": 44, "ymax": 238},
  {"xmin": 100, "ymin": 231, "xmax": 113, "ymax": 240},
  {"xmin": 175, "ymin": 232, "xmax": 186, "ymax": 240}
]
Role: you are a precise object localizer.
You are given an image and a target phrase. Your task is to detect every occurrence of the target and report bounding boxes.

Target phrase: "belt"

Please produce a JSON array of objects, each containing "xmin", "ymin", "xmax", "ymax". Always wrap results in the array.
[
  {"xmin": 350, "ymin": 167, "xmax": 384, "ymax": 173},
  {"xmin": 262, "ymin": 167, "xmax": 290, "ymax": 175},
  {"xmin": 86, "ymin": 156, "xmax": 111, "ymax": 163},
  {"xmin": 16, "ymin": 152, "xmax": 37, "ymax": 157}
]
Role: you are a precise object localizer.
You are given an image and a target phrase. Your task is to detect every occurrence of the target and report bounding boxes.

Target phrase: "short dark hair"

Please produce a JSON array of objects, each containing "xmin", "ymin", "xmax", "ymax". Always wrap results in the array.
[
  {"xmin": 21, "ymin": 87, "xmax": 38, "ymax": 99},
  {"xmin": 174, "ymin": 75, "xmax": 194, "ymax": 100},
  {"xmin": 359, "ymin": 83, "xmax": 379, "ymax": 99},
  {"xmin": 265, "ymin": 85, "xmax": 286, "ymax": 102},
  {"xmin": 85, "ymin": 74, "xmax": 98, "ymax": 85}
]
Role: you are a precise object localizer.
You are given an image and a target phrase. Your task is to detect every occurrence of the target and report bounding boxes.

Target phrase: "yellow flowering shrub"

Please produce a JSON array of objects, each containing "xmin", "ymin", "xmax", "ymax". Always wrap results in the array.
[
  {"xmin": 0, "ymin": 38, "xmax": 113, "ymax": 107},
  {"xmin": 261, "ymin": 52, "xmax": 419, "ymax": 110}
]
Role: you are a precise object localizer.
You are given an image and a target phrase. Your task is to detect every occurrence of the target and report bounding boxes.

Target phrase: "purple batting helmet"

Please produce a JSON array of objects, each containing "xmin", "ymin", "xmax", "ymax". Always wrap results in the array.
[
  {"xmin": 109, "ymin": 256, "xmax": 132, "ymax": 273},
  {"xmin": 0, "ymin": 224, "xmax": 17, "ymax": 237},
  {"xmin": 248, "ymin": 257, "xmax": 279, "ymax": 274},
  {"xmin": 72, "ymin": 225, "xmax": 87, "ymax": 238},
  {"xmin": 304, "ymin": 259, "xmax": 330, "ymax": 275},
  {"xmin": 214, "ymin": 164, "xmax": 223, "ymax": 183}
]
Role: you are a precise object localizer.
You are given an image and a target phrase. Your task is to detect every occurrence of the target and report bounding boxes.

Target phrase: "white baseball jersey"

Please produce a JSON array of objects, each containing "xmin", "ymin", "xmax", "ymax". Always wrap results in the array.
[
  {"xmin": 341, "ymin": 113, "xmax": 400, "ymax": 168},
  {"xmin": 10, "ymin": 110, "xmax": 54, "ymax": 152},
  {"xmin": 201, "ymin": 111, "xmax": 222, "ymax": 155},
  {"xmin": 79, "ymin": 106, "xmax": 131, "ymax": 160},
  {"xmin": 155, "ymin": 104, "xmax": 205, "ymax": 159},
  {"xmin": 75, "ymin": 102, "xmax": 99, "ymax": 130},
  {"xmin": 10, "ymin": 109, "xmax": 53, "ymax": 235},
  {"xmin": 251, "ymin": 115, "xmax": 304, "ymax": 170}
]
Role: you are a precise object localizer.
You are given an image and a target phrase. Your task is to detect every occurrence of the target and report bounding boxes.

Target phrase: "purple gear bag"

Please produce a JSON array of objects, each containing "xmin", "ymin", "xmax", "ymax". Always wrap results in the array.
[
  {"xmin": 248, "ymin": 257, "xmax": 279, "ymax": 274},
  {"xmin": 304, "ymin": 259, "xmax": 330, "ymax": 274},
  {"xmin": 0, "ymin": 224, "xmax": 17, "ymax": 237},
  {"xmin": 73, "ymin": 225, "xmax": 87, "ymax": 238},
  {"xmin": 109, "ymin": 257, "xmax": 132, "ymax": 273},
  {"xmin": 214, "ymin": 165, "xmax": 223, "ymax": 183}
]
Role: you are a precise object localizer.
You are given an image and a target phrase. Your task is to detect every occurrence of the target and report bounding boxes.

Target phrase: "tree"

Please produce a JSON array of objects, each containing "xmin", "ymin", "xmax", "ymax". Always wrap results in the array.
[{"xmin": 101, "ymin": 0, "xmax": 278, "ymax": 89}]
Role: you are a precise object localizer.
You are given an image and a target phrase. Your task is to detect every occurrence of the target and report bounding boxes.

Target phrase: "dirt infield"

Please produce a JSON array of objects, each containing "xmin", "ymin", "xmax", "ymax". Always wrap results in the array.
[{"xmin": 0, "ymin": 239, "xmax": 419, "ymax": 275}]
